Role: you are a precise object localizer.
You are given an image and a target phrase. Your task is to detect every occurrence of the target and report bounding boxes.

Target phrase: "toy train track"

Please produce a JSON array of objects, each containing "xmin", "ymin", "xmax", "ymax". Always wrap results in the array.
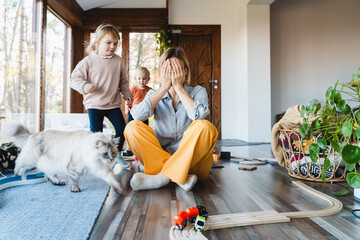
[
  {"xmin": 169, "ymin": 181, "xmax": 343, "ymax": 240},
  {"xmin": 0, "ymin": 173, "xmax": 46, "ymax": 191}
]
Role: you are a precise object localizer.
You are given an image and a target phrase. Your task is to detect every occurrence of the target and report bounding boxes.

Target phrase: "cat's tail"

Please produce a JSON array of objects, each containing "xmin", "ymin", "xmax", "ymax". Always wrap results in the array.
[{"xmin": 1, "ymin": 122, "xmax": 31, "ymax": 149}]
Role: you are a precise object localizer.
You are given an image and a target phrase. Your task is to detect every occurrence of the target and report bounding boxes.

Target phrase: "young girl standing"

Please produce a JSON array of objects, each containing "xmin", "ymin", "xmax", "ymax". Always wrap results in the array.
[{"xmin": 70, "ymin": 23, "xmax": 133, "ymax": 168}]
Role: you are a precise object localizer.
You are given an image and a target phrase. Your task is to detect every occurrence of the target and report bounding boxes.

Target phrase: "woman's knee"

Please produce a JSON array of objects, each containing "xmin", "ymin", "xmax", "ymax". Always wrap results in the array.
[
  {"xmin": 124, "ymin": 120, "xmax": 145, "ymax": 136},
  {"xmin": 192, "ymin": 120, "xmax": 218, "ymax": 137}
]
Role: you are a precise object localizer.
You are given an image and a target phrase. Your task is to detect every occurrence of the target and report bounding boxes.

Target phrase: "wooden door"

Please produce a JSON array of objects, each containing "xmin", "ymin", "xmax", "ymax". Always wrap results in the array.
[{"xmin": 169, "ymin": 25, "xmax": 221, "ymax": 138}]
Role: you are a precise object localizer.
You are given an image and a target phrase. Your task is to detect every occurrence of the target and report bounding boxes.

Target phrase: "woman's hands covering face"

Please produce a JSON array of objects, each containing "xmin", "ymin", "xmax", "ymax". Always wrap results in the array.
[
  {"xmin": 160, "ymin": 60, "xmax": 172, "ymax": 91},
  {"xmin": 170, "ymin": 58, "xmax": 186, "ymax": 88}
]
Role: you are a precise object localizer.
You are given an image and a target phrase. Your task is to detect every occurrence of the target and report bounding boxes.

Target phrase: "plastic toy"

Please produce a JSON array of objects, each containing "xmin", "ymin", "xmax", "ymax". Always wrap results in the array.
[
  {"xmin": 169, "ymin": 181, "xmax": 344, "ymax": 240},
  {"xmin": 0, "ymin": 172, "xmax": 45, "ymax": 191},
  {"xmin": 173, "ymin": 210, "xmax": 188, "ymax": 230},
  {"xmin": 194, "ymin": 215, "xmax": 206, "ymax": 232},
  {"xmin": 185, "ymin": 205, "xmax": 208, "ymax": 223}
]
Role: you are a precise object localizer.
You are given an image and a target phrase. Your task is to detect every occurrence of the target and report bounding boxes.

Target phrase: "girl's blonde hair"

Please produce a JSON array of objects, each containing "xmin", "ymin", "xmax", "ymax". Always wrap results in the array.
[
  {"xmin": 85, "ymin": 23, "xmax": 120, "ymax": 55},
  {"xmin": 135, "ymin": 67, "xmax": 150, "ymax": 80},
  {"xmin": 159, "ymin": 48, "xmax": 191, "ymax": 85}
]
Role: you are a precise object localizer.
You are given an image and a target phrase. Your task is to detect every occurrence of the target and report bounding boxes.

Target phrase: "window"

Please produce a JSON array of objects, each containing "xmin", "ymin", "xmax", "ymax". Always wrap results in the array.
[
  {"xmin": 45, "ymin": 10, "xmax": 70, "ymax": 114},
  {"xmin": 129, "ymin": 33, "xmax": 160, "ymax": 89},
  {"xmin": 0, "ymin": 0, "xmax": 38, "ymax": 132}
]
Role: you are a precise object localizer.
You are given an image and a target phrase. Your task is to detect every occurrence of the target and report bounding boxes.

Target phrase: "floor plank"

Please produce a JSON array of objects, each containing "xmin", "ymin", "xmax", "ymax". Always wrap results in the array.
[{"xmin": 89, "ymin": 144, "xmax": 360, "ymax": 239}]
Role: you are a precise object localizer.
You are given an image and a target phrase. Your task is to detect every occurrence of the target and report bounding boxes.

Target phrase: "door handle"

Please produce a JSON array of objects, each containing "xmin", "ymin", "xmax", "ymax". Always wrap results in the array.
[{"xmin": 209, "ymin": 80, "xmax": 218, "ymax": 83}]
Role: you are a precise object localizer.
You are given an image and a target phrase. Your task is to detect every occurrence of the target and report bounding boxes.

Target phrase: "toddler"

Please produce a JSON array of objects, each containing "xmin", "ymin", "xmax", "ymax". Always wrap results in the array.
[{"xmin": 126, "ymin": 67, "xmax": 152, "ymax": 124}]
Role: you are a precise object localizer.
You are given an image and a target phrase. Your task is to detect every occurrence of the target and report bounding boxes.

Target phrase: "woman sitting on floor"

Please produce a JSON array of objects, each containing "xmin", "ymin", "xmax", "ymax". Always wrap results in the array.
[{"xmin": 124, "ymin": 47, "xmax": 218, "ymax": 191}]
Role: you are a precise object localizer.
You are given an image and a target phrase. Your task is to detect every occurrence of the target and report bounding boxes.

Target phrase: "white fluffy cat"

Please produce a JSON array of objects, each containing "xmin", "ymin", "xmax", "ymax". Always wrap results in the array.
[{"xmin": 2, "ymin": 122, "xmax": 123, "ymax": 194}]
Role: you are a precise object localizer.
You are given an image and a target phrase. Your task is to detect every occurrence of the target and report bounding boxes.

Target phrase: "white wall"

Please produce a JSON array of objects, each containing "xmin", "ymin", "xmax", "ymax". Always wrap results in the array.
[
  {"xmin": 247, "ymin": 5, "xmax": 271, "ymax": 142},
  {"xmin": 169, "ymin": 0, "xmax": 272, "ymax": 141},
  {"xmin": 271, "ymin": 0, "xmax": 360, "ymax": 125}
]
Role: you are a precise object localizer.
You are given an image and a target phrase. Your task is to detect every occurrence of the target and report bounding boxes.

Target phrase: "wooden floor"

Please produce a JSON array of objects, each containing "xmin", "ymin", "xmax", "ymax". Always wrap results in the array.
[{"xmin": 89, "ymin": 144, "xmax": 360, "ymax": 240}]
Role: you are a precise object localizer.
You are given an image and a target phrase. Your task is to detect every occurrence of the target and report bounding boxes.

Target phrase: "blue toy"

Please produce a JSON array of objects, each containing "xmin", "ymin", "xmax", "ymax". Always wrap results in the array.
[{"xmin": 0, "ymin": 172, "xmax": 46, "ymax": 191}]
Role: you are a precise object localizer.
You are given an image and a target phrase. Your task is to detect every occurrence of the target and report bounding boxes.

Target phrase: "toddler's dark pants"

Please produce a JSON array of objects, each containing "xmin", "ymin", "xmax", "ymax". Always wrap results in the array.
[{"xmin": 127, "ymin": 113, "xmax": 149, "ymax": 125}]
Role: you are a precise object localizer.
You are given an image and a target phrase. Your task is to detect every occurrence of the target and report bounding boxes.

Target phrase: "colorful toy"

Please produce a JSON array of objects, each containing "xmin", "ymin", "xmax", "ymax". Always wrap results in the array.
[
  {"xmin": 173, "ymin": 211, "xmax": 188, "ymax": 230},
  {"xmin": 185, "ymin": 205, "xmax": 208, "ymax": 223},
  {"xmin": 174, "ymin": 205, "xmax": 208, "ymax": 231},
  {"xmin": 0, "ymin": 172, "xmax": 45, "ymax": 191},
  {"xmin": 169, "ymin": 181, "xmax": 344, "ymax": 240},
  {"xmin": 194, "ymin": 215, "xmax": 206, "ymax": 232}
]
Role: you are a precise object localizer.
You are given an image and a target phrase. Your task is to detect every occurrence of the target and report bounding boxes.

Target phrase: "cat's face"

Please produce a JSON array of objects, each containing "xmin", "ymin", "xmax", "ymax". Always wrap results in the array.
[{"xmin": 96, "ymin": 139, "xmax": 118, "ymax": 165}]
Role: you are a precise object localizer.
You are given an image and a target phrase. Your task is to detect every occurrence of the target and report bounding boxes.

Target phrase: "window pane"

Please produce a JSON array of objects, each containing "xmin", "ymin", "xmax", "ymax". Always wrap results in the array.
[
  {"xmin": 0, "ymin": 0, "xmax": 37, "ymax": 133},
  {"xmin": 45, "ymin": 11, "xmax": 66, "ymax": 114},
  {"xmin": 129, "ymin": 33, "xmax": 160, "ymax": 89}
]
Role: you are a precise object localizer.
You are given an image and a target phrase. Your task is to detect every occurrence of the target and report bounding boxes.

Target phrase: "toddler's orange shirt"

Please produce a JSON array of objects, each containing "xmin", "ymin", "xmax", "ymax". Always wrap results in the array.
[{"xmin": 131, "ymin": 86, "xmax": 152, "ymax": 107}]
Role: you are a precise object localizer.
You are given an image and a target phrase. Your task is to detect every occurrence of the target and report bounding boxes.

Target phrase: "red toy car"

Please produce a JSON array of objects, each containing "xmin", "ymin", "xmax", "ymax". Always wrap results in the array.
[
  {"xmin": 185, "ymin": 205, "xmax": 208, "ymax": 223},
  {"xmin": 174, "ymin": 211, "xmax": 188, "ymax": 230}
]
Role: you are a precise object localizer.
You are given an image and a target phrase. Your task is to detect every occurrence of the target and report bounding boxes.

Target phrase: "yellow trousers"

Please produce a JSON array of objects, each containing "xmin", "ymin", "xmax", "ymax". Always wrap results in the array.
[{"xmin": 124, "ymin": 120, "xmax": 218, "ymax": 184}]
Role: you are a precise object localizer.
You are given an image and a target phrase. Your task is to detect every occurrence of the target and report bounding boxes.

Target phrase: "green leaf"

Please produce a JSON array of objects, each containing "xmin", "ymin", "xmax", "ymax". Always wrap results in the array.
[
  {"xmin": 326, "ymin": 86, "xmax": 333, "ymax": 98},
  {"xmin": 355, "ymin": 111, "xmax": 360, "ymax": 123},
  {"xmin": 357, "ymin": 67, "xmax": 360, "ymax": 79},
  {"xmin": 342, "ymin": 104, "xmax": 351, "ymax": 115},
  {"xmin": 342, "ymin": 145, "xmax": 360, "ymax": 164},
  {"xmin": 307, "ymin": 130, "xmax": 313, "ymax": 140},
  {"xmin": 332, "ymin": 190, "xmax": 349, "ymax": 196},
  {"xmin": 338, "ymin": 99, "xmax": 346, "ymax": 110},
  {"xmin": 298, "ymin": 124, "xmax": 306, "ymax": 139},
  {"xmin": 303, "ymin": 117, "xmax": 307, "ymax": 127},
  {"xmin": 342, "ymin": 121, "xmax": 353, "ymax": 137},
  {"xmin": 346, "ymin": 172, "xmax": 360, "ymax": 189},
  {"xmin": 329, "ymin": 90, "xmax": 335, "ymax": 105},
  {"xmin": 309, "ymin": 143, "xmax": 320, "ymax": 154},
  {"xmin": 309, "ymin": 149, "xmax": 318, "ymax": 163},
  {"xmin": 300, "ymin": 105, "xmax": 305, "ymax": 117},
  {"xmin": 315, "ymin": 120, "xmax": 321, "ymax": 130},
  {"xmin": 352, "ymin": 73, "xmax": 356, "ymax": 82},
  {"xmin": 321, "ymin": 170, "xmax": 326, "ymax": 183},
  {"xmin": 310, "ymin": 120, "xmax": 317, "ymax": 131},
  {"xmin": 345, "ymin": 162, "xmax": 355, "ymax": 171},
  {"xmin": 334, "ymin": 92, "xmax": 341, "ymax": 105},
  {"xmin": 356, "ymin": 127, "xmax": 360, "ymax": 138},
  {"xmin": 330, "ymin": 140, "xmax": 341, "ymax": 153},
  {"xmin": 324, "ymin": 157, "xmax": 331, "ymax": 170},
  {"xmin": 314, "ymin": 103, "xmax": 321, "ymax": 114},
  {"xmin": 317, "ymin": 137, "xmax": 327, "ymax": 149}
]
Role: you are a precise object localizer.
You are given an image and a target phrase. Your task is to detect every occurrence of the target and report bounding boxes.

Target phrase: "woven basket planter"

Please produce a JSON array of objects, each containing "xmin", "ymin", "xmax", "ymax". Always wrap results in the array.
[{"xmin": 279, "ymin": 126, "xmax": 347, "ymax": 182}]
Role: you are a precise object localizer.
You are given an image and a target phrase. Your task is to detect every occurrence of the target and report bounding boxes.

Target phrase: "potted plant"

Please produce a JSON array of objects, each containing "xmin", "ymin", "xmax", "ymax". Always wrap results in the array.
[
  {"xmin": 154, "ymin": 29, "xmax": 172, "ymax": 57},
  {"xmin": 300, "ymin": 67, "xmax": 360, "ymax": 199}
]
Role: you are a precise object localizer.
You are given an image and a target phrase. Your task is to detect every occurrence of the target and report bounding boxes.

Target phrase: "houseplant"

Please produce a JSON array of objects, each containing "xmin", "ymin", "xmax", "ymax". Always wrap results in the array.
[
  {"xmin": 300, "ymin": 67, "xmax": 360, "ymax": 197},
  {"xmin": 154, "ymin": 29, "xmax": 172, "ymax": 57}
]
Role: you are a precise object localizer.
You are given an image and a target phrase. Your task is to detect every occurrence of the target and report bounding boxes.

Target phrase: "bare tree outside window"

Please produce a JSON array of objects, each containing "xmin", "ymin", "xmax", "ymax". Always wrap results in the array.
[
  {"xmin": 129, "ymin": 33, "xmax": 160, "ymax": 89},
  {"xmin": 45, "ymin": 10, "xmax": 67, "ymax": 114},
  {"xmin": 0, "ymin": 0, "xmax": 37, "ymax": 133}
]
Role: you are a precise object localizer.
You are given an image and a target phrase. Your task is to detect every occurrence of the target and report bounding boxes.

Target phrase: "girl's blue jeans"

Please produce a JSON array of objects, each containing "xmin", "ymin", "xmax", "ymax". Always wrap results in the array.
[{"xmin": 88, "ymin": 108, "xmax": 126, "ymax": 152}]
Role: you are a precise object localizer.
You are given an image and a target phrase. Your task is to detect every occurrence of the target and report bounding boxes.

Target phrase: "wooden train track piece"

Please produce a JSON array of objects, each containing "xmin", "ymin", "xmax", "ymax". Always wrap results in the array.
[
  {"xmin": 238, "ymin": 161, "xmax": 267, "ymax": 165},
  {"xmin": 238, "ymin": 165, "xmax": 257, "ymax": 171},
  {"xmin": 169, "ymin": 181, "xmax": 343, "ymax": 240},
  {"xmin": 169, "ymin": 224, "xmax": 208, "ymax": 240},
  {"xmin": 204, "ymin": 210, "xmax": 290, "ymax": 230},
  {"xmin": 280, "ymin": 181, "xmax": 343, "ymax": 218}
]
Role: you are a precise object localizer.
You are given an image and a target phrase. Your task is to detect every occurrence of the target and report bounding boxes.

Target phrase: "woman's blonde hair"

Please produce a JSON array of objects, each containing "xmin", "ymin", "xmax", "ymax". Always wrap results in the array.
[
  {"xmin": 159, "ymin": 48, "xmax": 191, "ymax": 85},
  {"xmin": 135, "ymin": 67, "xmax": 150, "ymax": 80},
  {"xmin": 85, "ymin": 23, "xmax": 120, "ymax": 55}
]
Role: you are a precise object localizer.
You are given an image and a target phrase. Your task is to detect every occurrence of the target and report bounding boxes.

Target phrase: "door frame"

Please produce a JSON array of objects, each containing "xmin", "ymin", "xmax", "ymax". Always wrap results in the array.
[{"xmin": 169, "ymin": 25, "xmax": 221, "ymax": 138}]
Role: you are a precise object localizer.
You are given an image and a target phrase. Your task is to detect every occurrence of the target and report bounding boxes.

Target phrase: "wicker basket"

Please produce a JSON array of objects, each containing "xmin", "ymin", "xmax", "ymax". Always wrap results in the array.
[{"xmin": 279, "ymin": 126, "xmax": 346, "ymax": 182}]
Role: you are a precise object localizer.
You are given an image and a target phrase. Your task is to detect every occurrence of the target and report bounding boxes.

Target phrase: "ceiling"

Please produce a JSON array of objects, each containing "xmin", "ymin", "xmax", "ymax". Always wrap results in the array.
[{"xmin": 75, "ymin": 0, "xmax": 166, "ymax": 11}]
